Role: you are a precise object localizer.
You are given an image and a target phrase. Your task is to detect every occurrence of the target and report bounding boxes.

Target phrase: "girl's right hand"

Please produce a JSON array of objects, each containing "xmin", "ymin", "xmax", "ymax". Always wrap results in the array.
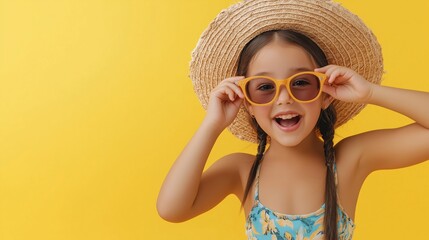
[{"xmin": 204, "ymin": 76, "xmax": 245, "ymax": 130}]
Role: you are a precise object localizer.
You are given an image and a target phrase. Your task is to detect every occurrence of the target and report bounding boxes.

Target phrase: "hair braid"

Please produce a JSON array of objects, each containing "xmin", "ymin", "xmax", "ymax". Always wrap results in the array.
[
  {"xmin": 242, "ymin": 119, "xmax": 267, "ymax": 204},
  {"xmin": 317, "ymin": 105, "xmax": 338, "ymax": 240}
]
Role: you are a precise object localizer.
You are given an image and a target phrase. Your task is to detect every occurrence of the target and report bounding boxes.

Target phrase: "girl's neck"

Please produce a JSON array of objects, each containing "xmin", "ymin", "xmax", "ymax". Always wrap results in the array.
[{"xmin": 264, "ymin": 133, "xmax": 325, "ymax": 165}]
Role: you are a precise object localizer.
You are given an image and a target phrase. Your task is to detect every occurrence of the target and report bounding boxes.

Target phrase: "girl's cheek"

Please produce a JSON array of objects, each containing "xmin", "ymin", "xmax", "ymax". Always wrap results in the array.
[{"xmin": 253, "ymin": 106, "xmax": 273, "ymax": 119}]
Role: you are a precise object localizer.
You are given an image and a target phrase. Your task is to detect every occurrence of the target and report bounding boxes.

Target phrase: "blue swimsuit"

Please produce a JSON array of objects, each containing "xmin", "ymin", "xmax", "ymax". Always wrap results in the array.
[{"xmin": 245, "ymin": 164, "xmax": 355, "ymax": 240}]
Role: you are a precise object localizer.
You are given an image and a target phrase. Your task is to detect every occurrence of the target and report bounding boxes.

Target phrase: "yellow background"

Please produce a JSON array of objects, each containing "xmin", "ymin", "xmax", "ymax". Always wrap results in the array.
[{"xmin": 0, "ymin": 0, "xmax": 428, "ymax": 239}]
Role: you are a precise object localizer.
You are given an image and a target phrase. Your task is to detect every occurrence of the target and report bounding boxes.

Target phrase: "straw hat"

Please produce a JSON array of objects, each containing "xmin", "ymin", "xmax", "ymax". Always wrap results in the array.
[{"xmin": 190, "ymin": 0, "xmax": 384, "ymax": 143}]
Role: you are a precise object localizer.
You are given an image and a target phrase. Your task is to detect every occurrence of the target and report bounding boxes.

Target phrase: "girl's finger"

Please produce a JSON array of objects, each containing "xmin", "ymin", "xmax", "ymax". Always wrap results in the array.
[
  {"xmin": 314, "ymin": 64, "xmax": 336, "ymax": 73},
  {"xmin": 223, "ymin": 76, "xmax": 245, "ymax": 84},
  {"xmin": 315, "ymin": 65, "xmax": 340, "ymax": 83},
  {"xmin": 328, "ymin": 71, "xmax": 339, "ymax": 84},
  {"xmin": 314, "ymin": 65, "xmax": 330, "ymax": 72},
  {"xmin": 218, "ymin": 80, "xmax": 244, "ymax": 98},
  {"xmin": 225, "ymin": 88, "xmax": 236, "ymax": 101},
  {"xmin": 225, "ymin": 81, "xmax": 244, "ymax": 98},
  {"xmin": 327, "ymin": 68, "xmax": 345, "ymax": 84},
  {"xmin": 322, "ymin": 84, "xmax": 336, "ymax": 97}
]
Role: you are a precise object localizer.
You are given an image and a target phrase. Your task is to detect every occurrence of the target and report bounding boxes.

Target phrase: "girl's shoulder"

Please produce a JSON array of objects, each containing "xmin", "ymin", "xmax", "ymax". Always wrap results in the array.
[
  {"xmin": 334, "ymin": 135, "xmax": 363, "ymax": 171},
  {"xmin": 221, "ymin": 152, "xmax": 255, "ymax": 162},
  {"xmin": 334, "ymin": 133, "xmax": 374, "ymax": 188},
  {"xmin": 213, "ymin": 152, "xmax": 255, "ymax": 174},
  {"xmin": 211, "ymin": 152, "xmax": 255, "ymax": 192}
]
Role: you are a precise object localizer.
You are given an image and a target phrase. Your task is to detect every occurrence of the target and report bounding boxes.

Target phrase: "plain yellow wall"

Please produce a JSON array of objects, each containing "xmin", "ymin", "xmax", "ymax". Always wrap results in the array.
[{"xmin": 0, "ymin": 0, "xmax": 428, "ymax": 239}]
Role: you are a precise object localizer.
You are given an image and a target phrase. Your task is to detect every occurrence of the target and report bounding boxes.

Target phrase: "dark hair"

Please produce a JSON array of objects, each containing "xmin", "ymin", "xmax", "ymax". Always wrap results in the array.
[{"xmin": 237, "ymin": 30, "xmax": 338, "ymax": 240}]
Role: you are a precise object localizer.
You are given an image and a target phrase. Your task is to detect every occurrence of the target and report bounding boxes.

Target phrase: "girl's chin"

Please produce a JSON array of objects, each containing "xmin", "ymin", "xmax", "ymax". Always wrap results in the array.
[
  {"xmin": 269, "ymin": 135, "xmax": 306, "ymax": 147},
  {"xmin": 269, "ymin": 127, "xmax": 319, "ymax": 147}
]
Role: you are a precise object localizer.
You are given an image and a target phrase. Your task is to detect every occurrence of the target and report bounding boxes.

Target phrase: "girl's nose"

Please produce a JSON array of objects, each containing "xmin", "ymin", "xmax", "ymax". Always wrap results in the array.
[{"xmin": 275, "ymin": 85, "xmax": 293, "ymax": 105}]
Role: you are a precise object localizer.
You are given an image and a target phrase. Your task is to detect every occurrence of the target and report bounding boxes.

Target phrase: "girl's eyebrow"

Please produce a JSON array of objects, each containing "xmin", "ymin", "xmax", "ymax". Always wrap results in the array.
[
  {"xmin": 252, "ymin": 71, "xmax": 271, "ymax": 76},
  {"xmin": 294, "ymin": 67, "xmax": 314, "ymax": 72},
  {"xmin": 252, "ymin": 67, "xmax": 314, "ymax": 76}
]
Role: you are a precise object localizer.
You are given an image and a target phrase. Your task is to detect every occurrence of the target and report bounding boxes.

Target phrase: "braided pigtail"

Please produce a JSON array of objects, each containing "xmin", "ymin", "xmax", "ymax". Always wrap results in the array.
[
  {"xmin": 242, "ymin": 119, "xmax": 267, "ymax": 204},
  {"xmin": 317, "ymin": 105, "xmax": 338, "ymax": 240}
]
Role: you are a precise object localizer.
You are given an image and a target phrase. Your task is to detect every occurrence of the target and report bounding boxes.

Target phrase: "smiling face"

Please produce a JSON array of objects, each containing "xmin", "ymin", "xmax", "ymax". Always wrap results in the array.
[{"xmin": 245, "ymin": 35, "xmax": 331, "ymax": 147}]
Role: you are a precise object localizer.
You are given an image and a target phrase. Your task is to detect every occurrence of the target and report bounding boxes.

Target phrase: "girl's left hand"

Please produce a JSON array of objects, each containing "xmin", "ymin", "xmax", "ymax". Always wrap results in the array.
[{"xmin": 315, "ymin": 65, "xmax": 375, "ymax": 103}]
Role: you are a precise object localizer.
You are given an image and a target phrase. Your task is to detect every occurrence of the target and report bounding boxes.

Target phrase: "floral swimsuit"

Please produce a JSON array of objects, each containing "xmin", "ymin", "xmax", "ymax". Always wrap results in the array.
[{"xmin": 245, "ymin": 164, "xmax": 355, "ymax": 240}]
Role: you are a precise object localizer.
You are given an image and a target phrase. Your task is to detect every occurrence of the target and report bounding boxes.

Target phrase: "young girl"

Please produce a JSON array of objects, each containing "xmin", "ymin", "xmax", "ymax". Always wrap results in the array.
[{"xmin": 157, "ymin": 0, "xmax": 429, "ymax": 239}]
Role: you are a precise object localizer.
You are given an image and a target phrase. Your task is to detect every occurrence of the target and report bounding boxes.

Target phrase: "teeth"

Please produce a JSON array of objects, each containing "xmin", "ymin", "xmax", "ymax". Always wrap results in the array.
[{"xmin": 276, "ymin": 114, "xmax": 299, "ymax": 120}]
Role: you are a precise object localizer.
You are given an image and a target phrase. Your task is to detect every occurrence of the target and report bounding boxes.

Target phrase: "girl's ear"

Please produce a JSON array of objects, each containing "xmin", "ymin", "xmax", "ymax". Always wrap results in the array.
[{"xmin": 322, "ymin": 94, "xmax": 334, "ymax": 110}]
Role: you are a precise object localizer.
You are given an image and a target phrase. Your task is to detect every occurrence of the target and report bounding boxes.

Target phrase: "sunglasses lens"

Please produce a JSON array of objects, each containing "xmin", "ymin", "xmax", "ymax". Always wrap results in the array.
[
  {"xmin": 289, "ymin": 73, "xmax": 321, "ymax": 101},
  {"xmin": 245, "ymin": 77, "xmax": 277, "ymax": 104}
]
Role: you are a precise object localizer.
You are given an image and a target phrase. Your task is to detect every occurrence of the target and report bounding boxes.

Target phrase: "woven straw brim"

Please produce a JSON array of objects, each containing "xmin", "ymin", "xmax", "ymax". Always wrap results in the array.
[{"xmin": 190, "ymin": 0, "xmax": 383, "ymax": 143}]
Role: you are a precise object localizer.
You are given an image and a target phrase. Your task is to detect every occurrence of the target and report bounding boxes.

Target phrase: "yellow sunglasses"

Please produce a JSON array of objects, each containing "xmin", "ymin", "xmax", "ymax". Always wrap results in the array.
[{"xmin": 237, "ymin": 71, "xmax": 327, "ymax": 106}]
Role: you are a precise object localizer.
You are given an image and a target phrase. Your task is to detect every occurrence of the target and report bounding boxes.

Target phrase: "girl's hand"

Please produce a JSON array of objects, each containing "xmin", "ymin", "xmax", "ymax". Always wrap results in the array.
[
  {"xmin": 315, "ymin": 65, "xmax": 375, "ymax": 103},
  {"xmin": 204, "ymin": 76, "xmax": 245, "ymax": 130}
]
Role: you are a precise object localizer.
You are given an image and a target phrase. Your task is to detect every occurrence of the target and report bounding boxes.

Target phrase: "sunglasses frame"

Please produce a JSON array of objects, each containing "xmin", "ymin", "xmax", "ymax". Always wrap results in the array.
[{"xmin": 237, "ymin": 71, "xmax": 327, "ymax": 106}]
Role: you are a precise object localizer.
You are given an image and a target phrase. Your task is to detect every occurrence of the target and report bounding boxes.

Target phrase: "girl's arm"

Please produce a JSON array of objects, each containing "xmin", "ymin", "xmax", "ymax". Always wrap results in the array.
[
  {"xmin": 369, "ymin": 84, "xmax": 429, "ymax": 128},
  {"xmin": 157, "ymin": 76, "xmax": 246, "ymax": 222},
  {"xmin": 316, "ymin": 65, "xmax": 429, "ymax": 176}
]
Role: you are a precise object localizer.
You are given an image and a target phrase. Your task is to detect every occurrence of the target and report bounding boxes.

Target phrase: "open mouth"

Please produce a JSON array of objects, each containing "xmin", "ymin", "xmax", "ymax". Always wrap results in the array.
[{"xmin": 274, "ymin": 113, "xmax": 301, "ymax": 128}]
